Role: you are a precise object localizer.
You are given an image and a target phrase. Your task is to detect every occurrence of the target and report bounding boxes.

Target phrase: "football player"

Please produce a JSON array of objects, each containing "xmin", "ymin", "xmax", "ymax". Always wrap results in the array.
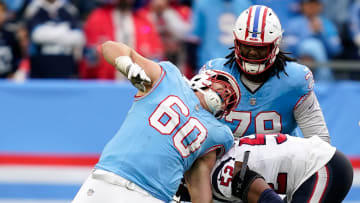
[
  {"xmin": 72, "ymin": 40, "xmax": 240, "ymax": 203},
  {"xmin": 203, "ymin": 5, "xmax": 330, "ymax": 142},
  {"xmin": 212, "ymin": 133, "xmax": 353, "ymax": 202}
]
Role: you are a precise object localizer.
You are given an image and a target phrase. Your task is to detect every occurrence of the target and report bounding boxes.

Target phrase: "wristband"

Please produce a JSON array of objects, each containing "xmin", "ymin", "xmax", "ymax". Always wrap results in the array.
[{"xmin": 115, "ymin": 56, "xmax": 133, "ymax": 75}]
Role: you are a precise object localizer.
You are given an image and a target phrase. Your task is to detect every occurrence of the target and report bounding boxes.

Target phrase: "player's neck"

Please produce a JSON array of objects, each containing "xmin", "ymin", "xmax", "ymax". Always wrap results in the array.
[
  {"xmin": 242, "ymin": 73, "xmax": 268, "ymax": 83},
  {"xmin": 241, "ymin": 74, "xmax": 263, "ymax": 92}
]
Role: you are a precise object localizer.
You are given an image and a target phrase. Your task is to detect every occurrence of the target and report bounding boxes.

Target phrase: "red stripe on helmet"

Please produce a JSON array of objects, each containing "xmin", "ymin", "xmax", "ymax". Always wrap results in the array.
[
  {"xmin": 260, "ymin": 7, "xmax": 268, "ymax": 42},
  {"xmin": 245, "ymin": 6, "xmax": 254, "ymax": 40}
]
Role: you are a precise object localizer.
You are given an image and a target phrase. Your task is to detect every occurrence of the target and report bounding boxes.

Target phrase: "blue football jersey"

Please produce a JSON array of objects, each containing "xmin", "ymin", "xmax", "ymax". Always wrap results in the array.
[
  {"xmin": 95, "ymin": 61, "xmax": 234, "ymax": 202},
  {"xmin": 204, "ymin": 58, "xmax": 314, "ymax": 137}
]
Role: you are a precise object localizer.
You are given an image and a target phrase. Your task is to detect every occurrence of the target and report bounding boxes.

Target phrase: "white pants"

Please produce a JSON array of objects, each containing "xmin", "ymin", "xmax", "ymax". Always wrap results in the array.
[{"xmin": 72, "ymin": 169, "xmax": 165, "ymax": 203}]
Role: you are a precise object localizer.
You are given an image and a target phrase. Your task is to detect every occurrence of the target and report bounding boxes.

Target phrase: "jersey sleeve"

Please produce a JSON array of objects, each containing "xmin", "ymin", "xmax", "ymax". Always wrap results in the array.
[
  {"xmin": 207, "ymin": 124, "xmax": 234, "ymax": 158},
  {"xmin": 134, "ymin": 61, "xmax": 183, "ymax": 101},
  {"xmin": 202, "ymin": 58, "xmax": 229, "ymax": 72},
  {"xmin": 156, "ymin": 61, "xmax": 185, "ymax": 87},
  {"xmin": 286, "ymin": 62, "xmax": 315, "ymax": 108},
  {"xmin": 159, "ymin": 61, "xmax": 181, "ymax": 75}
]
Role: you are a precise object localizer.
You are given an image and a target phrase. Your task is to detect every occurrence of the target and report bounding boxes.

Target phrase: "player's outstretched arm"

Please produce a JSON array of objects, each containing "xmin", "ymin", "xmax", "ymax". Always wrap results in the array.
[
  {"xmin": 102, "ymin": 41, "xmax": 162, "ymax": 94},
  {"xmin": 184, "ymin": 151, "xmax": 217, "ymax": 203}
]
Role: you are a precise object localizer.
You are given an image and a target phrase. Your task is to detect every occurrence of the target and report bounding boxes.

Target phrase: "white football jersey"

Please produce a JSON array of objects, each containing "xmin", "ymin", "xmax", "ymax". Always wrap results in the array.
[{"xmin": 211, "ymin": 134, "xmax": 336, "ymax": 202}]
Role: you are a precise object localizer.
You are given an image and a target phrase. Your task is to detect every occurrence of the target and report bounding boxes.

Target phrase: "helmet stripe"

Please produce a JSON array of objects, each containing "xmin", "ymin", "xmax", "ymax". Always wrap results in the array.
[
  {"xmin": 245, "ymin": 6, "xmax": 254, "ymax": 40},
  {"xmin": 252, "ymin": 6, "xmax": 262, "ymax": 38},
  {"xmin": 260, "ymin": 7, "xmax": 268, "ymax": 42}
]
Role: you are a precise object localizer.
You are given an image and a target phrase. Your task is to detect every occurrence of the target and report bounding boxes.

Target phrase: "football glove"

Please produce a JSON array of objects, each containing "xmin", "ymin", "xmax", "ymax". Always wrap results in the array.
[
  {"xmin": 127, "ymin": 63, "xmax": 151, "ymax": 92},
  {"xmin": 115, "ymin": 56, "xmax": 151, "ymax": 92}
]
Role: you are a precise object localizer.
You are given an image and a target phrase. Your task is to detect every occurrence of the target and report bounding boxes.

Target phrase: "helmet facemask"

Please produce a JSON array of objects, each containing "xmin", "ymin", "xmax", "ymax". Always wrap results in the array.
[
  {"xmin": 234, "ymin": 39, "xmax": 280, "ymax": 75},
  {"xmin": 232, "ymin": 5, "xmax": 283, "ymax": 75},
  {"xmin": 206, "ymin": 74, "xmax": 238, "ymax": 118}
]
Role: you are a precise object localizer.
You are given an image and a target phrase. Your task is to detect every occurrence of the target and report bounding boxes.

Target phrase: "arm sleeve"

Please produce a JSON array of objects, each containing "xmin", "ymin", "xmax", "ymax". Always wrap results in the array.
[{"xmin": 293, "ymin": 91, "xmax": 331, "ymax": 143}]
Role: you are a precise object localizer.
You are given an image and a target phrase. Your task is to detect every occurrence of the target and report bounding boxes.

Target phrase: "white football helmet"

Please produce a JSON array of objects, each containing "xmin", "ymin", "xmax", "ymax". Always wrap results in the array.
[
  {"xmin": 189, "ymin": 70, "xmax": 240, "ymax": 118},
  {"xmin": 233, "ymin": 5, "xmax": 283, "ymax": 75}
]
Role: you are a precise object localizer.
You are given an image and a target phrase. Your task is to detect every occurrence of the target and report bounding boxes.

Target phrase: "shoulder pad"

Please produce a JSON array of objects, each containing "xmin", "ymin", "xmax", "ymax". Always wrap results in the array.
[{"xmin": 284, "ymin": 62, "xmax": 314, "ymax": 93}]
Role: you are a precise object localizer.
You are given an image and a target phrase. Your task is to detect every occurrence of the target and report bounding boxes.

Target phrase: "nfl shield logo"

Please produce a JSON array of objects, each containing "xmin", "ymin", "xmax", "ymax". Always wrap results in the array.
[{"xmin": 250, "ymin": 98, "xmax": 256, "ymax": 105}]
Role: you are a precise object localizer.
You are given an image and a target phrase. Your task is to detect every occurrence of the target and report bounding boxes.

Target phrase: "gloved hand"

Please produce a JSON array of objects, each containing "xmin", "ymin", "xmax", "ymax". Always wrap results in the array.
[
  {"xmin": 115, "ymin": 56, "xmax": 152, "ymax": 92},
  {"xmin": 127, "ymin": 63, "xmax": 152, "ymax": 92}
]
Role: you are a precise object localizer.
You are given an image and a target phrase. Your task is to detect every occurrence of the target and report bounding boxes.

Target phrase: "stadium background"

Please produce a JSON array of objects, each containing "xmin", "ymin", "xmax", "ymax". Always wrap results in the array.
[{"xmin": 0, "ymin": 79, "xmax": 359, "ymax": 203}]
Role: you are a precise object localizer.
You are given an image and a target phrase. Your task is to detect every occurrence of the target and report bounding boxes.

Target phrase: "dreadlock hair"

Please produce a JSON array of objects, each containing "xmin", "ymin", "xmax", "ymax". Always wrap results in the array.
[{"xmin": 224, "ymin": 47, "xmax": 297, "ymax": 79}]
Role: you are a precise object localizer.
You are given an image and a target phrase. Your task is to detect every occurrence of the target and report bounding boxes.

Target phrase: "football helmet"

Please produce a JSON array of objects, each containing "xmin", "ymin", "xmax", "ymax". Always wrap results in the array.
[
  {"xmin": 233, "ymin": 5, "xmax": 282, "ymax": 75},
  {"xmin": 189, "ymin": 70, "xmax": 240, "ymax": 118}
]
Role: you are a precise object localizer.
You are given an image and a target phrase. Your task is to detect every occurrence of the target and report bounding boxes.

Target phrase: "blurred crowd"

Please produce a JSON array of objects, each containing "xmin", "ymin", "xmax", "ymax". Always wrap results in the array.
[{"xmin": 0, "ymin": 0, "xmax": 360, "ymax": 82}]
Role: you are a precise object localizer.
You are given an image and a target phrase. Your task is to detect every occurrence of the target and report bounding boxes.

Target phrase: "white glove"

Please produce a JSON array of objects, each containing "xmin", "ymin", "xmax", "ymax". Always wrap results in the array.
[
  {"xmin": 127, "ymin": 63, "xmax": 152, "ymax": 92},
  {"xmin": 115, "ymin": 56, "xmax": 151, "ymax": 92}
]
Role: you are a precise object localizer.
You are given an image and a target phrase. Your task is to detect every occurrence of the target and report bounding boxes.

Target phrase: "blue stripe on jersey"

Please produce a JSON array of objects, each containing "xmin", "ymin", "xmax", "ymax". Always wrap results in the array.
[{"xmin": 252, "ymin": 6, "xmax": 262, "ymax": 38}]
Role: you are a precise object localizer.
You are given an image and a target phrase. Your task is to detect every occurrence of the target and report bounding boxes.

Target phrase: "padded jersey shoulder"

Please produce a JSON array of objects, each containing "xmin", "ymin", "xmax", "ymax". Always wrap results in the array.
[{"xmin": 281, "ymin": 61, "xmax": 314, "ymax": 95}]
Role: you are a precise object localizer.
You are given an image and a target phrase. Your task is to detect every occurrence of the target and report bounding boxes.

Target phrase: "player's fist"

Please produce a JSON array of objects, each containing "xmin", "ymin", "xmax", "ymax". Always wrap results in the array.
[
  {"xmin": 127, "ymin": 63, "xmax": 152, "ymax": 92},
  {"xmin": 115, "ymin": 56, "xmax": 152, "ymax": 92}
]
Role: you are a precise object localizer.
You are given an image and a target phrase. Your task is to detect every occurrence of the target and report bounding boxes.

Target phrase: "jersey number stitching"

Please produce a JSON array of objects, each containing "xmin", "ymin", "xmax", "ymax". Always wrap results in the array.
[
  {"xmin": 225, "ymin": 111, "xmax": 282, "ymax": 137},
  {"xmin": 220, "ymin": 165, "xmax": 234, "ymax": 187},
  {"xmin": 149, "ymin": 95, "xmax": 208, "ymax": 157},
  {"xmin": 238, "ymin": 133, "xmax": 287, "ymax": 146}
]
